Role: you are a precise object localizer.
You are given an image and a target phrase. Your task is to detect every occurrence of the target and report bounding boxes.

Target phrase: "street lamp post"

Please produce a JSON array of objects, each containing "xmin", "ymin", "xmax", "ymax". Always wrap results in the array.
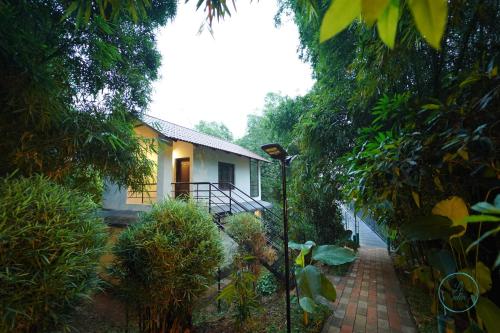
[{"xmin": 261, "ymin": 143, "xmax": 291, "ymax": 333}]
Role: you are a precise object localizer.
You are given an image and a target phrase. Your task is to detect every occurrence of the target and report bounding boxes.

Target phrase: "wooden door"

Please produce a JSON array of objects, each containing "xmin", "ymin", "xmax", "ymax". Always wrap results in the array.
[{"xmin": 175, "ymin": 158, "xmax": 190, "ymax": 198}]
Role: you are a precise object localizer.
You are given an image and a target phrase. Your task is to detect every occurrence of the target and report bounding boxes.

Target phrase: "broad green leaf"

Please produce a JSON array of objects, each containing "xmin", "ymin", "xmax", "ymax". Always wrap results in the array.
[
  {"xmin": 466, "ymin": 226, "xmax": 500, "ymax": 253},
  {"xmin": 320, "ymin": 0, "xmax": 362, "ymax": 43},
  {"xmin": 476, "ymin": 296, "xmax": 500, "ymax": 333},
  {"xmin": 457, "ymin": 147, "xmax": 469, "ymax": 161},
  {"xmin": 427, "ymin": 249, "xmax": 456, "ymax": 276},
  {"xmin": 296, "ymin": 251, "xmax": 306, "ymax": 266},
  {"xmin": 494, "ymin": 194, "xmax": 500, "ymax": 207},
  {"xmin": 463, "ymin": 215, "xmax": 500, "ymax": 223},
  {"xmin": 376, "ymin": 0, "xmax": 399, "ymax": 48},
  {"xmin": 408, "ymin": 0, "xmax": 448, "ymax": 49},
  {"xmin": 361, "ymin": 0, "xmax": 389, "ymax": 26},
  {"xmin": 299, "ymin": 296, "xmax": 317, "ymax": 313},
  {"xmin": 422, "ymin": 103, "xmax": 440, "ymax": 110},
  {"xmin": 432, "ymin": 196, "xmax": 468, "ymax": 236},
  {"xmin": 320, "ymin": 273, "xmax": 337, "ymax": 301},
  {"xmin": 472, "ymin": 195, "xmax": 500, "ymax": 215},
  {"xmin": 312, "ymin": 245, "xmax": 357, "ymax": 266},
  {"xmin": 459, "ymin": 262, "xmax": 492, "ymax": 295},
  {"xmin": 411, "ymin": 191, "xmax": 420, "ymax": 208},
  {"xmin": 288, "ymin": 240, "xmax": 316, "ymax": 251},
  {"xmin": 295, "ymin": 265, "xmax": 337, "ymax": 313},
  {"xmin": 400, "ymin": 215, "xmax": 464, "ymax": 241},
  {"xmin": 433, "ymin": 176, "xmax": 444, "ymax": 192},
  {"xmin": 494, "ymin": 254, "xmax": 500, "ymax": 269},
  {"xmin": 290, "ymin": 241, "xmax": 315, "ymax": 267}
]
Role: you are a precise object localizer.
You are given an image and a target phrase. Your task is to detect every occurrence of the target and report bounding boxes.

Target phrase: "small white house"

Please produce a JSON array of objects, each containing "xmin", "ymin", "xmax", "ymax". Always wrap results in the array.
[{"xmin": 102, "ymin": 115, "xmax": 271, "ymax": 212}]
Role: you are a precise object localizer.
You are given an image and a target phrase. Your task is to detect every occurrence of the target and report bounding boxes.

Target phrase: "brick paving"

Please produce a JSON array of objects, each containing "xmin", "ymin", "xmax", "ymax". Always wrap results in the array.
[{"xmin": 322, "ymin": 220, "xmax": 417, "ymax": 333}]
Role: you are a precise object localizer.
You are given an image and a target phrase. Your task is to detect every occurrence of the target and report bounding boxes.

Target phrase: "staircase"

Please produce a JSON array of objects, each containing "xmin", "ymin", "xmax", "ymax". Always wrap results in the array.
[{"xmin": 171, "ymin": 182, "xmax": 286, "ymax": 281}]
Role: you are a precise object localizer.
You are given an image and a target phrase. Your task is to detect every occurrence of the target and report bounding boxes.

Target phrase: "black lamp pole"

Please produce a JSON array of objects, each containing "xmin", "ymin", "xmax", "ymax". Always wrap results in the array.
[
  {"xmin": 281, "ymin": 157, "xmax": 291, "ymax": 333},
  {"xmin": 261, "ymin": 143, "xmax": 291, "ymax": 333}
]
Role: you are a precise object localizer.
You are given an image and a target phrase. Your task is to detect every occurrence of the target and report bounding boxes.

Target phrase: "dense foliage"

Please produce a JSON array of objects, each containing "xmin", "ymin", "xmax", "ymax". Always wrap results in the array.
[
  {"xmin": 237, "ymin": 93, "xmax": 300, "ymax": 203},
  {"xmin": 0, "ymin": 175, "xmax": 107, "ymax": 332},
  {"xmin": 112, "ymin": 199, "xmax": 224, "ymax": 333},
  {"xmin": 271, "ymin": 0, "xmax": 500, "ymax": 331},
  {"xmin": 0, "ymin": 0, "xmax": 177, "ymax": 194},
  {"xmin": 236, "ymin": 92, "xmax": 350, "ymax": 244},
  {"xmin": 195, "ymin": 120, "xmax": 234, "ymax": 141}
]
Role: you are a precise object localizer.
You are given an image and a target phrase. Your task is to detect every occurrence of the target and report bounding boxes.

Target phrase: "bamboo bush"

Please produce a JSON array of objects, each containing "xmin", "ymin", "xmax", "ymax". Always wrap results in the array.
[
  {"xmin": 0, "ymin": 175, "xmax": 107, "ymax": 332},
  {"xmin": 111, "ymin": 199, "xmax": 224, "ymax": 333},
  {"xmin": 225, "ymin": 213, "xmax": 277, "ymax": 275}
]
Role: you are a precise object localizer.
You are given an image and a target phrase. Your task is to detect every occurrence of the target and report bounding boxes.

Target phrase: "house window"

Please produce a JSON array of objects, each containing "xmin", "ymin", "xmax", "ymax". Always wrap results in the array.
[
  {"xmin": 127, "ymin": 168, "xmax": 158, "ymax": 205},
  {"xmin": 218, "ymin": 162, "xmax": 234, "ymax": 190},
  {"xmin": 127, "ymin": 182, "xmax": 157, "ymax": 204},
  {"xmin": 250, "ymin": 159, "xmax": 259, "ymax": 197}
]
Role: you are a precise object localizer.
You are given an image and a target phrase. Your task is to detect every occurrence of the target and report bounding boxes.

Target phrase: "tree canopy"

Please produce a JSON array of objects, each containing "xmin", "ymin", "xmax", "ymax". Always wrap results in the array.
[
  {"xmin": 194, "ymin": 120, "xmax": 234, "ymax": 142},
  {"xmin": 0, "ymin": 0, "xmax": 177, "ymax": 192}
]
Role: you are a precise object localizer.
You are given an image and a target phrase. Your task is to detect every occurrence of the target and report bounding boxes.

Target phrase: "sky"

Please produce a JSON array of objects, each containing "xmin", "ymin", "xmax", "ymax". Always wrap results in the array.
[{"xmin": 148, "ymin": 0, "xmax": 315, "ymax": 139}]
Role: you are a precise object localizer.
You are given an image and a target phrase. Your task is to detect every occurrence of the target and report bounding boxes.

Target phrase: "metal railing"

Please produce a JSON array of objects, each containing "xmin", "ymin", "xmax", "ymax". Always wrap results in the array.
[
  {"xmin": 127, "ymin": 183, "xmax": 157, "ymax": 204},
  {"xmin": 171, "ymin": 182, "xmax": 283, "ymax": 248}
]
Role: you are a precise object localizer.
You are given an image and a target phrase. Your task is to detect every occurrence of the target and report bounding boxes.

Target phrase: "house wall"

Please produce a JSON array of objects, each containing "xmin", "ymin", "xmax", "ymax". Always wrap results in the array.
[
  {"xmin": 102, "ymin": 125, "xmax": 172, "ymax": 211},
  {"xmin": 193, "ymin": 145, "xmax": 261, "ymax": 201},
  {"xmin": 102, "ymin": 126, "xmax": 262, "ymax": 211},
  {"xmin": 157, "ymin": 140, "xmax": 173, "ymax": 198}
]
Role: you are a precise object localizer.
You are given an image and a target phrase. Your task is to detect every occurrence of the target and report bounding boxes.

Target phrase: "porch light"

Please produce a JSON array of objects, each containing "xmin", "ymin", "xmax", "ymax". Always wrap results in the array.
[
  {"xmin": 261, "ymin": 143, "xmax": 292, "ymax": 333},
  {"xmin": 261, "ymin": 143, "xmax": 288, "ymax": 161}
]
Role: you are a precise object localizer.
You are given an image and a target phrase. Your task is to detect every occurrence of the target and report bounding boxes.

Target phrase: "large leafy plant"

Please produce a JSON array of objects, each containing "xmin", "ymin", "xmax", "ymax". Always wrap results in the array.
[
  {"xmin": 319, "ymin": 0, "xmax": 448, "ymax": 49},
  {"xmin": 397, "ymin": 195, "xmax": 500, "ymax": 332},
  {"xmin": 289, "ymin": 241, "xmax": 357, "ymax": 323}
]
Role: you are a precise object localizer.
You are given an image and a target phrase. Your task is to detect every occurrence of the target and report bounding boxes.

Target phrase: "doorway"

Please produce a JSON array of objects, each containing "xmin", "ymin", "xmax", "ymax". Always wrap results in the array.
[{"xmin": 175, "ymin": 158, "xmax": 190, "ymax": 198}]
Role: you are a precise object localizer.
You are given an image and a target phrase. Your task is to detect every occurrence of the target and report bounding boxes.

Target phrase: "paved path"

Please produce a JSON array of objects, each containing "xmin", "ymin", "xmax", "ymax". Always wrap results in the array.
[{"xmin": 322, "ymin": 212, "xmax": 417, "ymax": 333}]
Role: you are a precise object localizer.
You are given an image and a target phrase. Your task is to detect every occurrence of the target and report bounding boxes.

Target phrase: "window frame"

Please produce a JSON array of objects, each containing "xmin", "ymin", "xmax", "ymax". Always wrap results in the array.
[
  {"xmin": 250, "ymin": 159, "xmax": 259, "ymax": 197},
  {"xmin": 218, "ymin": 162, "xmax": 235, "ymax": 190}
]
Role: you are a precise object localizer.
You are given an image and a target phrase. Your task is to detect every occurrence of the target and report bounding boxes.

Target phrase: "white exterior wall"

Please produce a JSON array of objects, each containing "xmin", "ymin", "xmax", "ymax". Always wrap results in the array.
[
  {"xmin": 157, "ymin": 140, "xmax": 173, "ymax": 199},
  {"xmin": 193, "ymin": 145, "xmax": 261, "ymax": 201}
]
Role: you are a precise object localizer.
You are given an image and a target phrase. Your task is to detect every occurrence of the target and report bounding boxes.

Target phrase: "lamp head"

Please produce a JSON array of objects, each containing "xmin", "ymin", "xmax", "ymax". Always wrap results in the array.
[{"xmin": 261, "ymin": 143, "xmax": 288, "ymax": 161}]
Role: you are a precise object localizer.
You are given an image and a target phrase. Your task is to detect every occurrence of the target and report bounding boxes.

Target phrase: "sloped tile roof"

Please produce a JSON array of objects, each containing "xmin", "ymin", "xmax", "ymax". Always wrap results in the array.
[{"xmin": 142, "ymin": 115, "xmax": 268, "ymax": 162}]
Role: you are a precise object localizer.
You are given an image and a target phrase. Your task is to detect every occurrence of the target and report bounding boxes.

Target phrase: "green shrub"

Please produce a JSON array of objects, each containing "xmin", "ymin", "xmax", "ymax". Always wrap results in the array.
[
  {"xmin": 217, "ymin": 254, "xmax": 260, "ymax": 330},
  {"xmin": 0, "ymin": 175, "xmax": 107, "ymax": 332},
  {"xmin": 256, "ymin": 270, "xmax": 278, "ymax": 296},
  {"xmin": 112, "ymin": 199, "xmax": 224, "ymax": 333},
  {"xmin": 225, "ymin": 213, "xmax": 277, "ymax": 272}
]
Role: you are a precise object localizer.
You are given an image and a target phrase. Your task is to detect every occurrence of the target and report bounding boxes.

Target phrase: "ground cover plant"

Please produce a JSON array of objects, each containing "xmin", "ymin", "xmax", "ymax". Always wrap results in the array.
[
  {"xmin": 193, "ymin": 284, "xmax": 331, "ymax": 333},
  {"xmin": 111, "ymin": 198, "xmax": 224, "ymax": 333},
  {"xmin": 0, "ymin": 175, "xmax": 107, "ymax": 332}
]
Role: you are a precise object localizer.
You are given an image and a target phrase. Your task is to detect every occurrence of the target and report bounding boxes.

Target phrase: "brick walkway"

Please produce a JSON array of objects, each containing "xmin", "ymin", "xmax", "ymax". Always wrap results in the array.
[{"xmin": 322, "ymin": 219, "xmax": 417, "ymax": 333}]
